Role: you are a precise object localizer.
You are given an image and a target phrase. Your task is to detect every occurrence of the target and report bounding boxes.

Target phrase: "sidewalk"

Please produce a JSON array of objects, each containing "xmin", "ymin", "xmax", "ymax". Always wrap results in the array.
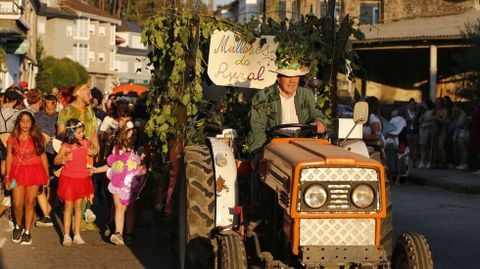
[{"xmin": 408, "ymin": 167, "xmax": 480, "ymax": 194}]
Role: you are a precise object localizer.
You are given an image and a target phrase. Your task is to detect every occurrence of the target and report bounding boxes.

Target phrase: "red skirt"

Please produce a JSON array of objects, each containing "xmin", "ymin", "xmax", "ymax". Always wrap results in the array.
[
  {"xmin": 57, "ymin": 175, "xmax": 94, "ymax": 202},
  {"xmin": 9, "ymin": 163, "xmax": 48, "ymax": 187}
]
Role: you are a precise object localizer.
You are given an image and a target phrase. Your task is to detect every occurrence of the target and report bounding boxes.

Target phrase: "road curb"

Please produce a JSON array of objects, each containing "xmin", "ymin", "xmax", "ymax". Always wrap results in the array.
[{"xmin": 408, "ymin": 175, "xmax": 480, "ymax": 194}]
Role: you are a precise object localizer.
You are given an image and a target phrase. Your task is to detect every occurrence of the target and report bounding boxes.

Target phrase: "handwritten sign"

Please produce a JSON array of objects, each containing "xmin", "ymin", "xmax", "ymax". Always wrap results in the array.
[{"xmin": 208, "ymin": 30, "xmax": 278, "ymax": 89}]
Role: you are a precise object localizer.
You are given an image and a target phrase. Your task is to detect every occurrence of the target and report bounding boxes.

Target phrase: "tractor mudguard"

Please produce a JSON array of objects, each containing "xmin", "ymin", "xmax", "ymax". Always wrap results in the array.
[{"xmin": 208, "ymin": 129, "xmax": 240, "ymax": 229}]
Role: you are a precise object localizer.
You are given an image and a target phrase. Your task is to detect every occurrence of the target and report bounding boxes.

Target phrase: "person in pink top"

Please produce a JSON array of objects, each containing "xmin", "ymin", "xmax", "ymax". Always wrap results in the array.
[
  {"xmin": 54, "ymin": 119, "xmax": 95, "ymax": 246},
  {"xmin": 5, "ymin": 110, "xmax": 49, "ymax": 245}
]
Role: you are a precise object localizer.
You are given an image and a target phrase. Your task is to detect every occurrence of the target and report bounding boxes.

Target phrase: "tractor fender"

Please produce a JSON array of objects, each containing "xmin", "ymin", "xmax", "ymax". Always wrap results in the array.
[
  {"xmin": 208, "ymin": 134, "xmax": 239, "ymax": 229},
  {"xmin": 340, "ymin": 139, "xmax": 370, "ymax": 158}
]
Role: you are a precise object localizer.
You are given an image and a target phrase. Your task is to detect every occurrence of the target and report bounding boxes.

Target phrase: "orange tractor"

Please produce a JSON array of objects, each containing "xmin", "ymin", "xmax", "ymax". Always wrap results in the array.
[{"xmin": 178, "ymin": 102, "xmax": 433, "ymax": 269}]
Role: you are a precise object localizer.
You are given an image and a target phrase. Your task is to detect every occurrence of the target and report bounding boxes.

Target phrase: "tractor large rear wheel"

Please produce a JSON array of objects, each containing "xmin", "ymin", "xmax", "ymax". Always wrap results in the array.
[
  {"xmin": 178, "ymin": 145, "xmax": 216, "ymax": 269},
  {"xmin": 218, "ymin": 233, "xmax": 248, "ymax": 269},
  {"xmin": 391, "ymin": 232, "xmax": 434, "ymax": 269}
]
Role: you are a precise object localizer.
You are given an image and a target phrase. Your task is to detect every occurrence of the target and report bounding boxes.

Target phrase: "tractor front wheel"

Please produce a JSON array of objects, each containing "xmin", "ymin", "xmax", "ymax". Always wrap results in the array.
[
  {"xmin": 178, "ymin": 145, "xmax": 216, "ymax": 269},
  {"xmin": 218, "ymin": 233, "xmax": 248, "ymax": 269},
  {"xmin": 391, "ymin": 232, "xmax": 434, "ymax": 269}
]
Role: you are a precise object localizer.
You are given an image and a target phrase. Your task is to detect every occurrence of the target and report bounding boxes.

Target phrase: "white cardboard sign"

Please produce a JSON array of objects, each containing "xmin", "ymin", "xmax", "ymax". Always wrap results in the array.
[{"xmin": 208, "ymin": 30, "xmax": 278, "ymax": 89}]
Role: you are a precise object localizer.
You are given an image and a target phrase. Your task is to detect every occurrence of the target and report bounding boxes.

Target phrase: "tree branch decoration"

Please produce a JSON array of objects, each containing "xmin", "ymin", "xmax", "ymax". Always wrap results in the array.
[{"xmin": 142, "ymin": 2, "xmax": 363, "ymax": 151}]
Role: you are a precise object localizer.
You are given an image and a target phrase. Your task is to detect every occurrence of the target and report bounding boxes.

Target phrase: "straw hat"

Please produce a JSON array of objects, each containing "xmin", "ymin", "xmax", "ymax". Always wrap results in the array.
[{"xmin": 73, "ymin": 84, "xmax": 89, "ymax": 96}]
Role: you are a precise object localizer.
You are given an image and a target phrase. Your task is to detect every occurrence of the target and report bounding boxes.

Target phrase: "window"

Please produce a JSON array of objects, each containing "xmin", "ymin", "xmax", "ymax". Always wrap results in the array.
[
  {"xmin": 360, "ymin": 2, "xmax": 381, "ymax": 24},
  {"xmin": 118, "ymin": 60, "xmax": 129, "ymax": 73},
  {"xmin": 131, "ymin": 35, "xmax": 145, "ymax": 49},
  {"xmin": 99, "ymin": 26, "xmax": 106, "ymax": 36},
  {"xmin": 109, "ymin": 48, "xmax": 115, "ymax": 71},
  {"xmin": 73, "ymin": 43, "xmax": 89, "ymax": 67},
  {"xmin": 98, "ymin": 52, "xmax": 105, "ymax": 63},
  {"xmin": 66, "ymin": 25, "xmax": 72, "ymax": 37},
  {"xmin": 38, "ymin": 21, "xmax": 45, "ymax": 34},
  {"xmin": 277, "ymin": 0, "xmax": 286, "ymax": 21},
  {"xmin": 109, "ymin": 25, "xmax": 115, "ymax": 45},
  {"xmin": 89, "ymin": 51, "xmax": 95, "ymax": 62},
  {"xmin": 89, "ymin": 24, "xmax": 95, "ymax": 35},
  {"xmin": 73, "ymin": 18, "xmax": 89, "ymax": 39},
  {"xmin": 320, "ymin": 1, "xmax": 341, "ymax": 20}
]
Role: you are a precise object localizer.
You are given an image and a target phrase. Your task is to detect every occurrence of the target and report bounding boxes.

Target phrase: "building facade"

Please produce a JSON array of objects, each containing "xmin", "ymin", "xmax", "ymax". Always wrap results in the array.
[
  {"xmin": 217, "ymin": 0, "xmax": 480, "ymax": 102},
  {"xmin": 37, "ymin": 0, "xmax": 120, "ymax": 92},
  {"xmin": 351, "ymin": 0, "xmax": 480, "ymax": 102},
  {"xmin": 115, "ymin": 20, "xmax": 150, "ymax": 86},
  {"xmin": 0, "ymin": 0, "xmax": 40, "ymax": 90}
]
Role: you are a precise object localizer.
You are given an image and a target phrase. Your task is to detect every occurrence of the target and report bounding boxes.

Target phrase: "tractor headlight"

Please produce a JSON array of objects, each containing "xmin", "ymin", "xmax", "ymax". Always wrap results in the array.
[
  {"xmin": 303, "ymin": 184, "xmax": 327, "ymax": 209},
  {"xmin": 351, "ymin": 184, "xmax": 375, "ymax": 208}
]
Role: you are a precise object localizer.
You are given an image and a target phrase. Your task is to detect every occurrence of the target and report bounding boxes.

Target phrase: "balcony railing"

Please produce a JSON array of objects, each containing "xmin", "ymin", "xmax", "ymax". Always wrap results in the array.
[{"xmin": 0, "ymin": 1, "xmax": 22, "ymax": 15}]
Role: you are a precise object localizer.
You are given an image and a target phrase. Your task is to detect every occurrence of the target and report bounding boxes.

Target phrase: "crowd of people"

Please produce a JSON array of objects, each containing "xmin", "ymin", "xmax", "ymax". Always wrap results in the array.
[
  {"xmin": 0, "ymin": 84, "xmax": 149, "ymax": 247},
  {"xmin": 362, "ymin": 94, "xmax": 480, "ymax": 185}
]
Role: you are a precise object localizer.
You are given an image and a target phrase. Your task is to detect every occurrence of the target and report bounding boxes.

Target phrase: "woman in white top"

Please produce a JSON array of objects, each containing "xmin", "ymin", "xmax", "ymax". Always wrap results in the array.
[
  {"xmin": 362, "ymin": 96, "xmax": 385, "ymax": 162},
  {"xmin": 418, "ymin": 100, "xmax": 435, "ymax": 168},
  {"xmin": 98, "ymin": 100, "xmax": 131, "ymax": 164}
]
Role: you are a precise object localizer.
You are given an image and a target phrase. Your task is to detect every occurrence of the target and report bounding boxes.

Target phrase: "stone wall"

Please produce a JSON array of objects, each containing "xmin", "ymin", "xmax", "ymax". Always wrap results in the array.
[
  {"xmin": 342, "ymin": 0, "xmax": 476, "ymax": 24},
  {"xmin": 383, "ymin": 0, "xmax": 475, "ymax": 23}
]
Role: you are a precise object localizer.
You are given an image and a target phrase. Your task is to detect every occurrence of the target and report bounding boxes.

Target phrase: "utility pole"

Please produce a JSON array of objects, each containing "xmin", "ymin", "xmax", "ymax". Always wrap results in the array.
[{"xmin": 208, "ymin": 0, "xmax": 213, "ymax": 15}]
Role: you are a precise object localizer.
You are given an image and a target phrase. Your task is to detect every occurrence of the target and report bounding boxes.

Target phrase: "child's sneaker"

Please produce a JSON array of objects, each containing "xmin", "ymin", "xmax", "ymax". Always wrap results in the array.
[
  {"xmin": 63, "ymin": 234, "xmax": 72, "ymax": 247},
  {"xmin": 12, "ymin": 226, "xmax": 23, "ymax": 243},
  {"xmin": 20, "ymin": 232, "xmax": 32, "ymax": 245},
  {"xmin": 110, "ymin": 232, "xmax": 125, "ymax": 245},
  {"xmin": 73, "ymin": 234, "xmax": 85, "ymax": 245},
  {"xmin": 456, "ymin": 164, "xmax": 468, "ymax": 170},
  {"xmin": 35, "ymin": 216, "xmax": 54, "ymax": 227},
  {"xmin": 84, "ymin": 209, "xmax": 96, "ymax": 223}
]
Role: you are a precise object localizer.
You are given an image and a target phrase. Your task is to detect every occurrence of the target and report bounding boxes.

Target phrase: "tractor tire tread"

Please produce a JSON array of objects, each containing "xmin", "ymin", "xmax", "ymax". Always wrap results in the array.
[
  {"xmin": 179, "ymin": 145, "xmax": 216, "ymax": 269},
  {"xmin": 392, "ymin": 232, "xmax": 434, "ymax": 269},
  {"xmin": 219, "ymin": 233, "xmax": 248, "ymax": 269}
]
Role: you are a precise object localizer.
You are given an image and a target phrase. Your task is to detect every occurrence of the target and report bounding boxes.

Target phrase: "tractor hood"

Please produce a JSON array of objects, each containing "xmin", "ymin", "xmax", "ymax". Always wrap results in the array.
[{"xmin": 262, "ymin": 138, "xmax": 377, "ymax": 170}]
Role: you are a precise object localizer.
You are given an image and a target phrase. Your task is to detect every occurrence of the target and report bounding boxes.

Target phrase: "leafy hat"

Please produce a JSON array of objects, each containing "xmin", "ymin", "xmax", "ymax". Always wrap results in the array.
[
  {"xmin": 271, "ymin": 64, "xmax": 310, "ymax": 77},
  {"xmin": 270, "ymin": 58, "xmax": 310, "ymax": 77}
]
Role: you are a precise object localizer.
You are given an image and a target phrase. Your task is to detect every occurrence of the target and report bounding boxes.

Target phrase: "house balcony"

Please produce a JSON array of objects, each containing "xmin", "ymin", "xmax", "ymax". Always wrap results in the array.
[
  {"xmin": 0, "ymin": 0, "xmax": 22, "ymax": 17},
  {"xmin": 0, "ymin": 0, "xmax": 30, "ymax": 36}
]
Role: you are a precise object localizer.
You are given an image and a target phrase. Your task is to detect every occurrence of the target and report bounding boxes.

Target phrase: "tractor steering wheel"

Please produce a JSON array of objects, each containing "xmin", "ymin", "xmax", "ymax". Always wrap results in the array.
[{"xmin": 268, "ymin": 123, "xmax": 318, "ymax": 138}]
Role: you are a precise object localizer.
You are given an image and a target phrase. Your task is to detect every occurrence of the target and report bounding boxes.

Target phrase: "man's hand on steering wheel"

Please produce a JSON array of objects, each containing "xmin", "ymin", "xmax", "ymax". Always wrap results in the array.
[{"xmin": 313, "ymin": 119, "xmax": 326, "ymax": 134}]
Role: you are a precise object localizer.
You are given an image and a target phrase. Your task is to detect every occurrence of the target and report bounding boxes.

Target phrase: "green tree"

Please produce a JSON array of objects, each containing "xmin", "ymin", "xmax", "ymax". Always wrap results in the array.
[
  {"xmin": 36, "ymin": 38, "xmax": 45, "ymax": 63},
  {"xmin": 36, "ymin": 57, "xmax": 89, "ymax": 93},
  {"xmin": 86, "ymin": 0, "xmax": 207, "ymax": 25},
  {"xmin": 0, "ymin": 47, "xmax": 5, "ymax": 72}
]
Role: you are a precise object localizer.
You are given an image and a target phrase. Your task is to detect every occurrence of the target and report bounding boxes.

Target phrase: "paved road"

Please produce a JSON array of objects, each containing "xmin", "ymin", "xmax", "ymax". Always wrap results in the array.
[
  {"xmin": 392, "ymin": 183, "xmax": 480, "ymax": 269},
  {"xmin": 0, "ymin": 183, "xmax": 477, "ymax": 269},
  {"xmin": 0, "ymin": 214, "xmax": 175, "ymax": 269}
]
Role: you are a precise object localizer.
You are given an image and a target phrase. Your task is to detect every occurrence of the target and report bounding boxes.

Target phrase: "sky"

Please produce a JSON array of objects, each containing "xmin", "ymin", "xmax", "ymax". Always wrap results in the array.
[{"xmin": 202, "ymin": 0, "xmax": 235, "ymax": 9}]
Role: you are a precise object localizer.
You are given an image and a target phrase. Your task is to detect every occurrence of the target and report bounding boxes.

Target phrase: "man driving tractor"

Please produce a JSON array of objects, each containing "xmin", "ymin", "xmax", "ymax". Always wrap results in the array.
[{"xmin": 248, "ymin": 64, "xmax": 327, "ymax": 167}]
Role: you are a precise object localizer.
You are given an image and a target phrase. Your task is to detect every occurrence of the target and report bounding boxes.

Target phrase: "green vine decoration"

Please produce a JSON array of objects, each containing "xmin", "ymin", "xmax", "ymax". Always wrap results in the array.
[
  {"xmin": 142, "ymin": 10, "xmax": 236, "ymax": 152},
  {"xmin": 0, "ymin": 47, "xmax": 6, "ymax": 73},
  {"xmin": 142, "ymin": 1, "xmax": 363, "ymax": 152}
]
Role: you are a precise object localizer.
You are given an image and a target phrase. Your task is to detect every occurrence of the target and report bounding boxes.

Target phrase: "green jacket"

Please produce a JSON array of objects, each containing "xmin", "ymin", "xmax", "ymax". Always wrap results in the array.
[{"xmin": 248, "ymin": 85, "xmax": 325, "ymax": 154}]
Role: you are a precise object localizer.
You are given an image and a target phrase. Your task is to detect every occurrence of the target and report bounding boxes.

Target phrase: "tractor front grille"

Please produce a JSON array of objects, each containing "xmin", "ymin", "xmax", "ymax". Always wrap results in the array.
[
  {"xmin": 300, "ymin": 167, "xmax": 378, "ymax": 182},
  {"xmin": 297, "ymin": 167, "xmax": 381, "ymax": 213},
  {"xmin": 299, "ymin": 218, "xmax": 376, "ymax": 246}
]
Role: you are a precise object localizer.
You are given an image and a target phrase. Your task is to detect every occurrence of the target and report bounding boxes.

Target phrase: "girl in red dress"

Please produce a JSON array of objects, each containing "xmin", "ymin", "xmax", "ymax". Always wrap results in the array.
[
  {"xmin": 54, "ymin": 119, "xmax": 95, "ymax": 246},
  {"xmin": 5, "ymin": 110, "xmax": 49, "ymax": 245}
]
